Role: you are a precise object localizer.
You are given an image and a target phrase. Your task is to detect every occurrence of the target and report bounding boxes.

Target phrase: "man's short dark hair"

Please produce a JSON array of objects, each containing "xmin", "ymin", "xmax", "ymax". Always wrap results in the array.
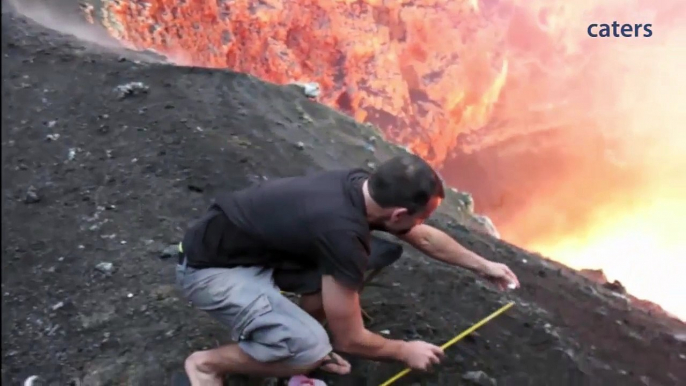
[{"xmin": 368, "ymin": 154, "xmax": 445, "ymax": 214}]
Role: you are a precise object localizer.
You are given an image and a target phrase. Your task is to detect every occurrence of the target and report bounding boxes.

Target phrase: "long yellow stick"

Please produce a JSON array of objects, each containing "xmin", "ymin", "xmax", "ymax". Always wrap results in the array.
[{"xmin": 378, "ymin": 301, "xmax": 515, "ymax": 386}]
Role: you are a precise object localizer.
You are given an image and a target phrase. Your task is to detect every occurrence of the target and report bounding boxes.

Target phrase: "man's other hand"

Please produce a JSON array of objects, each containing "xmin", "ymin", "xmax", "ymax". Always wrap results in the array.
[
  {"xmin": 399, "ymin": 341, "xmax": 445, "ymax": 371},
  {"xmin": 479, "ymin": 261, "xmax": 520, "ymax": 291}
]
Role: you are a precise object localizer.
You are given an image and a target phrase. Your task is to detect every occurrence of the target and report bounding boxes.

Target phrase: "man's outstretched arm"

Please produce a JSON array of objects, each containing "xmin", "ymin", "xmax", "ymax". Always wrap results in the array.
[
  {"xmin": 398, "ymin": 224, "xmax": 519, "ymax": 288},
  {"xmin": 399, "ymin": 224, "xmax": 489, "ymax": 270}
]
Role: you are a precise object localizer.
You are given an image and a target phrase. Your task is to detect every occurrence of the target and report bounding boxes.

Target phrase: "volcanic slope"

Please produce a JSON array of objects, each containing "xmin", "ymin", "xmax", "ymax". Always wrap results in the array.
[{"xmin": 2, "ymin": 10, "xmax": 685, "ymax": 386}]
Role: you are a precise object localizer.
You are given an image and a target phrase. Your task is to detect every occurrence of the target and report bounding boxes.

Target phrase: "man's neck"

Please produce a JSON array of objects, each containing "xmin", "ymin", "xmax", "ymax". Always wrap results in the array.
[{"xmin": 362, "ymin": 180, "xmax": 386, "ymax": 223}]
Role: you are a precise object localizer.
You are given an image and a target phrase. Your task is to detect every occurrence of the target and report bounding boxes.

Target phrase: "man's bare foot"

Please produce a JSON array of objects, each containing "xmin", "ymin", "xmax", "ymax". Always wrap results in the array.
[
  {"xmin": 318, "ymin": 352, "xmax": 351, "ymax": 375},
  {"xmin": 184, "ymin": 353, "xmax": 224, "ymax": 386}
]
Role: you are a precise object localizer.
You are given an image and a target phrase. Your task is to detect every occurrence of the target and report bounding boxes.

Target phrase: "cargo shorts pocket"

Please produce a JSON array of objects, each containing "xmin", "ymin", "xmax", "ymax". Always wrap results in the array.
[
  {"xmin": 230, "ymin": 293, "xmax": 272, "ymax": 342},
  {"xmin": 232, "ymin": 293, "xmax": 296, "ymax": 363}
]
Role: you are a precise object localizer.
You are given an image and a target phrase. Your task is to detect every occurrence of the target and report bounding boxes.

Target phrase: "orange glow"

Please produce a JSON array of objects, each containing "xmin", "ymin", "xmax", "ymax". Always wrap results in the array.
[
  {"xmin": 96, "ymin": 0, "xmax": 686, "ymax": 318},
  {"xmin": 530, "ymin": 196, "xmax": 686, "ymax": 319}
]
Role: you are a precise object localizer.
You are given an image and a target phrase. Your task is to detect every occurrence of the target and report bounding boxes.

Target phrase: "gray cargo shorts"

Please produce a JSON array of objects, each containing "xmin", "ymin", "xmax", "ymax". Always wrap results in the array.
[{"xmin": 175, "ymin": 259, "xmax": 332, "ymax": 367}]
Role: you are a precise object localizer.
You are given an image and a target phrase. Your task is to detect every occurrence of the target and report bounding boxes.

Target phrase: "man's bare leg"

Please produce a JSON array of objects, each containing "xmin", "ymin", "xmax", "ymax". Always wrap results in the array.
[
  {"xmin": 299, "ymin": 293, "xmax": 325, "ymax": 323},
  {"xmin": 297, "ymin": 293, "xmax": 353, "ymax": 375},
  {"xmin": 185, "ymin": 343, "xmax": 347, "ymax": 386}
]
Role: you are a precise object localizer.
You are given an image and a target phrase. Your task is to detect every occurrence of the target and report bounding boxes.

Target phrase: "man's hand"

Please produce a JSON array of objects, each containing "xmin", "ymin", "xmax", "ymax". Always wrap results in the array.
[
  {"xmin": 399, "ymin": 341, "xmax": 445, "ymax": 371},
  {"xmin": 479, "ymin": 261, "xmax": 520, "ymax": 291}
]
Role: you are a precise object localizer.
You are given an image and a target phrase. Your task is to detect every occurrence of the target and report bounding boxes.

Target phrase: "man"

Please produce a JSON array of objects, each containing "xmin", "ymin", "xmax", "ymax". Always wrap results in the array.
[{"xmin": 177, "ymin": 154, "xmax": 519, "ymax": 385}]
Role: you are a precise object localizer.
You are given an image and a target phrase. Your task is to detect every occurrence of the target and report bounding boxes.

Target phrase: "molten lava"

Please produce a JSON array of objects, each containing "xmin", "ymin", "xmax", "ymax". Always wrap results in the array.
[{"xmin": 94, "ymin": 0, "xmax": 686, "ymax": 318}]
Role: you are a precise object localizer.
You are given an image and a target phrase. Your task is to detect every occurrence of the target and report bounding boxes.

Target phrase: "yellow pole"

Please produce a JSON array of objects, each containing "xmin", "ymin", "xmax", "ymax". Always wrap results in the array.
[{"xmin": 378, "ymin": 301, "xmax": 515, "ymax": 386}]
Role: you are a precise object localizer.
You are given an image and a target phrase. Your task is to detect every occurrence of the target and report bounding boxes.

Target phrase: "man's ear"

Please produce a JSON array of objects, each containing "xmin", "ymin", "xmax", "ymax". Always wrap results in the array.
[{"xmin": 390, "ymin": 207, "xmax": 409, "ymax": 221}]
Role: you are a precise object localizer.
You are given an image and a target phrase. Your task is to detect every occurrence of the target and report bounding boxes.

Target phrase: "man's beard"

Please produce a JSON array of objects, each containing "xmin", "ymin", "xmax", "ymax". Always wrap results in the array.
[{"xmin": 369, "ymin": 219, "xmax": 412, "ymax": 236}]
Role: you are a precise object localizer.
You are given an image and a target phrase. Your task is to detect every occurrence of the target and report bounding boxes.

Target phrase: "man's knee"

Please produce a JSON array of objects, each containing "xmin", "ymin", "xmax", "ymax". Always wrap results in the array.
[
  {"xmin": 236, "ymin": 291, "xmax": 332, "ymax": 367},
  {"xmin": 240, "ymin": 323, "xmax": 331, "ymax": 369},
  {"xmin": 283, "ymin": 316, "xmax": 332, "ymax": 368}
]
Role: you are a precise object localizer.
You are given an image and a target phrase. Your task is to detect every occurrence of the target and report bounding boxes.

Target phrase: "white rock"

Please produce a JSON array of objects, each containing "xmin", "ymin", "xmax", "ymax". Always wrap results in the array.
[
  {"xmin": 290, "ymin": 82, "xmax": 321, "ymax": 98},
  {"xmin": 24, "ymin": 375, "xmax": 41, "ymax": 386},
  {"xmin": 115, "ymin": 81, "xmax": 149, "ymax": 99},
  {"xmin": 474, "ymin": 214, "xmax": 500, "ymax": 239},
  {"xmin": 95, "ymin": 262, "xmax": 113, "ymax": 273}
]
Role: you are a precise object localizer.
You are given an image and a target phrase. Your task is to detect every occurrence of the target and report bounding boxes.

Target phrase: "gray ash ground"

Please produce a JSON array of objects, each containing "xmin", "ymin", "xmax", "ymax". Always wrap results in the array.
[{"xmin": 2, "ymin": 8, "xmax": 686, "ymax": 386}]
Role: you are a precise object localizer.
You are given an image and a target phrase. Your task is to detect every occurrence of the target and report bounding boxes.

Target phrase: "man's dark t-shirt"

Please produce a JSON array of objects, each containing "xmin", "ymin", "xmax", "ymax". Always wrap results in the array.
[{"xmin": 181, "ymin": 169, "xmax": 371, "ymax": 289}]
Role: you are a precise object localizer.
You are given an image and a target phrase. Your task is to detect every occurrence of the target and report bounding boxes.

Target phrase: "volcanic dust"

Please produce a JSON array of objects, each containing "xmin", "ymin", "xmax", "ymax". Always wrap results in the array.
[{"xmin": 2, "ymin": 0, "xmax": 686, "ymax": 385}]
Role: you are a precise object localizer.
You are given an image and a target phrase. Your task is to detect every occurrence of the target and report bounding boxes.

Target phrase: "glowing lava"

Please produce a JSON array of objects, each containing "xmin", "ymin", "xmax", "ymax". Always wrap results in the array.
[
  {"xmin": 531, "ymin": 196, "xmax": 686, "ymax": 319},
  {"xmin": 90, "ymin": 0, "xmax": 686, "ymax": 318}
]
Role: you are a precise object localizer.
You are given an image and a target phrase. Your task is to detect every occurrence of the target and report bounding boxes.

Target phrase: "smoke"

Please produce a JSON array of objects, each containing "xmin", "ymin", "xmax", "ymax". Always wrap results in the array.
[
  {"xmin": 6, "ymin": 0, "xmax": 166, "ymax": 63},
  {"xmin": 444, "ymin": 0, "xmax": 686, "ymax": 246}
]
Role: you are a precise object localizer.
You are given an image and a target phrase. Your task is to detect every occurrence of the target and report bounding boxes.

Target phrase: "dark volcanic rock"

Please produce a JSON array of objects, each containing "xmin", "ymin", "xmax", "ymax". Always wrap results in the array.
[
  {"xmin": 579, "ymin": 268, "xmax": 609, "ymax": 284},
  {"xmin": 2, "ymin": 8, "xmax": 685, "ymax": 386},
  {"xmin": 462, "ymin": 370, "xmax": 496, "ymax": 386},
  {"xmin": 602, "ymin": 280, "xmax": 627, "ymax": 295}
]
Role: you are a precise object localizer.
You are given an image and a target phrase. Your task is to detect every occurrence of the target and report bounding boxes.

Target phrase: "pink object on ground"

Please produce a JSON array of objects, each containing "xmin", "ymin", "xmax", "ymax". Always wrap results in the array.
[{"xmin": 287, "ymin": 375, "xmax": 327, "ymax": 386}]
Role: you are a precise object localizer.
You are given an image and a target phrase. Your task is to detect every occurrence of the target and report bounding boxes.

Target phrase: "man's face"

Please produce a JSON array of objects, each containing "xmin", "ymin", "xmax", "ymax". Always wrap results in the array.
[{"xmin": 377, "ymin": 196, "xmax": 442, "ymax": 235}]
